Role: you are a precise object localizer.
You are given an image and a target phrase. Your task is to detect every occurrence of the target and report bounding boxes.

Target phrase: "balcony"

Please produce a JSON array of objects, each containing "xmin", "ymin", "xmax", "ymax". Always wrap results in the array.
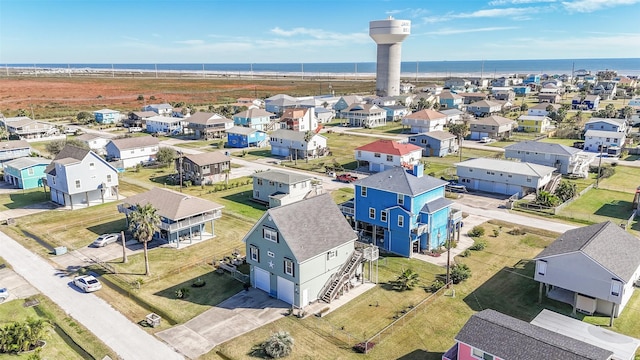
[
  {"xmin": 412, "ymin": 222, "xmax": 429, "ymax": 236},
  {"xmin": 339, "ymin": 200, "xmax": 355, "ymax": 216},
  {"xmin": 161, "ymin": 211, "xmax": 221, "ymax": 232}
]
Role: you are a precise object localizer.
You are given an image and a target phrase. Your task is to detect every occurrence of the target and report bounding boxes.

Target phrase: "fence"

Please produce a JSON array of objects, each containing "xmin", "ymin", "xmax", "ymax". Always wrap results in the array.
[
  {"xmin": 362, "ymin": 281, "xmax": 453, "ymax": 354},
  {"xmin": 307, "ymin": 315, "xmax": 362, "ymax": 348},
  {"xmin": 554, "ymin": 183, "xmax": 594, "ymax": 214}
]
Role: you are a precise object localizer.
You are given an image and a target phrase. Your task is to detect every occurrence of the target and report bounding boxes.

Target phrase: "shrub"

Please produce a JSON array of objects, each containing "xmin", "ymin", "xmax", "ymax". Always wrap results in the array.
[
  {"xmin": 467, "ymin": 226, "xmax": 485, "ymax": 237},
  {"xmin": 262, "ymin": 331, "xmax": 294, "ymax": 358},
  {"xmin": 393, "ymin": 269, "xmax": 420, "ymax": 291},
  {"xmin": 353, "ymin": 341, "xmax": 376, "ymax": 354},
  {"xmin": 460, "ymin": 249, "xmax": 471, "ymax": 257},
  {"xmin": 493, "ymin": 229, "xmax": 500, "ymax": 237},
  {"xmin": 429, "ymin": 279, "xmax": 445, "ymax": 292},
  {"xmin": 137, "ymin": 94, "xmax": 144, "ymax": 101},
  {"xmin": 470, "ymin": 240, "xmax": 486, "ymax": 251},
  {"xmin": 175, "ymin": 287, "xmax": 190, "ymax": 299},
  {"xmin": 508, "ymin": 227, "xmax": 526, "ymax": 236},
  {"xmin": 451, "ymin": 263, "xmax": 472, "ymax": 284},
  {"xmin": 192, "ymin": 278, "xmax": 206, "ymax": 288}
]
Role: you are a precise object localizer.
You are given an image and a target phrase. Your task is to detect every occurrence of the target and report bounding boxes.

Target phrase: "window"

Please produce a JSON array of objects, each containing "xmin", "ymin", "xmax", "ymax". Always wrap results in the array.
[
  {"xmin": 526, "ymin": 176, "xmax": 532, "ymax": 183},
  {"xmin": 269, "ymin": 181, "xmax": 275, "ymax": 186},
  {"xmin": 397, "ymin": 215, "xmax": 404, "ymax": 227},
  {"xmin": 386, "ymin": 155, "xmax": 393, "ymax": 162},
  {"xmin": 606, "ymin": 138, "xmax": 610, "ymax": 142},
  {"xmin": 369, "ymin": 208, "xmax": 376, "ymax": 219},
  {"xmin": 284, "ymin": 258, "xmax": 294, "ymax": 276},
  {"xmin": 107, "ymin": 174, "xmax": 112, "ymax": 183},
  {"xmin": 611, "ymin": 280, "xmax": 622, "ymax": 296},
  {"xmin": 410, "ymin": 138, "xmax": 416, "ymax": 142},
  {"xmin": 361, "ymin": 186, "xmax": 367, "ymax": 197},
  {"xmin": 27, "ymin": 168, "xmax": 34, "ymax": 175},
  {"xmin": 263, "ymin": 227, "xmax": 278, "ymax": 242},
  {"xmin": 397, "ymin": 194, "xmax": 404, "ymax": 205},
  {"xmin": 250, "ymin": 246, "xmax": 259, "ymax": 262},
  {"xmin": 89, "ymin": 162, "xmax": 95, "ymax": 170},
  {"xmin": 357, "ymin": 150, "xmax": 362, "ymax": 157},
  {"xmin": 257, "ymin": 179, "xmax": 263, "ymax": 185},
  {"xmin": 75, "ymin": 180, "xmax": 81, "ymax": 189},
  {"xmin": 536, "ymin": 260, "xmax": 547, "ymax": 275},
  {"xmin": 421, "ymin": 139, "xmax": 427, "ymax": 144},
  {"xmin": 472, "ymin": 348, "xmax": 494, "ymax": 360},
  {"xmin": 327, "ymin": 250, "xmax": 338, "ymax": 260},
  {"xmin": 374, "ymin": 153, "xmax": 381, "ymax": 158},
  {"xmin": 508, "ymin": 174, "xmax": 513, "ymax": 178},
  {"xmin": 267, "ymin": 251, "xmax": 275, "ymax": 258},
  {"xmin": 613, "ymin": 138, "xmax": 618, "ymax": 143},
  {"xmin": 381, "ymin": 210, "xmax": 387, "ymax": 222}
]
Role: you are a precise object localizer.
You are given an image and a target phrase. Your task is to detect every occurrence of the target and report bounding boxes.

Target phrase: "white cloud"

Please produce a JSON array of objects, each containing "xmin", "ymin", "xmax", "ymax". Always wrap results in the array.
[
  {"xmin": 425, "ymin": 26, "xmax": 519, "ymax": 35},
  {"xmin": 485, "ymin": 32, "xmax": 640, "ymax": 56},
  {"xmin": 562, "ymin": 0, "xmax": 640, "ymax": 12},
  {"xmin": 385, "ymin": 8, "xmax": 429, "ymax": 17},
  {"xmin": 269, "ymin": 27, "xmax": 369, "ymax": 43},
  {"xmin": 422, "ymin": 6, "xmax": 541, "ymax": 23},
  {"xmin": 174, "ymin": 39, "xmax": 205, "ymax": 46},
  {"xmin": 488, "ymin": 0, "xmax": 556, "ymax": 5}
]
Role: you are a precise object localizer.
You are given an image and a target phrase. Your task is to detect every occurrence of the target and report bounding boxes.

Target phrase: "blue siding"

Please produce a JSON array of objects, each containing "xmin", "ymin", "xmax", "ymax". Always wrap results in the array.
[{"xmin": 227, "ymin": 131, "xmax": 267, "ymax": 148}]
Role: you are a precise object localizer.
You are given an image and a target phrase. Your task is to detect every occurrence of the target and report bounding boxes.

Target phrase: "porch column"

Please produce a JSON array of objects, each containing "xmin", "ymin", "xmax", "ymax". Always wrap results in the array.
[
  {"xmin": 210, "ymin": 219, "xmax": 215, "ymax": 237},
  {"xmin": 538, "ymin": 283, "xmax": 543, "ymax": 304},
  {"xmin": 609, "ymin": 303, "xmax": 617, "ymax": 327},
  {"xmin": 85, "ymin": 192, "xmax": 90, "ymax": 207},
  {"xmin": 572, "ymin": 292, "xmax": 577, "ymax": 315}
]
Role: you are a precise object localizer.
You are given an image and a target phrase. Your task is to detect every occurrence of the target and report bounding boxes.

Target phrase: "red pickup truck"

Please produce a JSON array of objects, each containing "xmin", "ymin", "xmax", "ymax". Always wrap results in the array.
[{"xmin": 336, "ymin": 174, "xmax": 358, "ymax": 183}]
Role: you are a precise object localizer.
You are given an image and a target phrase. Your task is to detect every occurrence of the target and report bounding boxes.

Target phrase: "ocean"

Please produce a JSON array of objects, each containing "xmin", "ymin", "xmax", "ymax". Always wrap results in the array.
[{"xmin": 6, "ymin": 58, "xmax": 640, "ymax": 77}]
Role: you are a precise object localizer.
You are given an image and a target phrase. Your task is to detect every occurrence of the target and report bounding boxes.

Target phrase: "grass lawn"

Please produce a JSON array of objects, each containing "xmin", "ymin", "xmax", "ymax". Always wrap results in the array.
[
  {"xmin": 597, "ymin": 166, "xmax": 640, "ymax": 194},
  {"xmin": 212, "ymin": 221, "xmax": 585, "ymax": 360},
  {"xmin": 0, "ymin": 295, "xmax": 116, "ymax": 360},
  {"xmin": 331, "ymin": 187, "xmax": 354, "ymax": 204},
  {"xmin": 557, "ymin": 188, "xmax": 635, "ymax": 225},
  {"xmin": 347, "ymin": 122, "xmax": 407, "ymax": 136},
  {"xmin": 0, "ymin": 188, "xmax": 50, "ymax": 211},
  {"xmin": 540, "ymin": 137, "xmax": 579, "ymax": 147}
]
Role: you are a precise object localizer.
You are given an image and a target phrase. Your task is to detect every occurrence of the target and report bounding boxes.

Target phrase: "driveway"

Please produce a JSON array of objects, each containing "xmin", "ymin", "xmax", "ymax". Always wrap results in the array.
[
  {"xmin": 0, "ymin": 267, "xmax": 39, "ymax": 302},
  {"xmin": 0, "ymin": 231, "xmax": 184, "ymax": 360},
  {"xmin": 157, "ymin": 288, "xmax": 288, "ymax": 359}
]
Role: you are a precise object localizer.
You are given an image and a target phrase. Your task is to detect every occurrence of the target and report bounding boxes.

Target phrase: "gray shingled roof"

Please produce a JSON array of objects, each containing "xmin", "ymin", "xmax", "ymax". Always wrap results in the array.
[
  {"xmin": 183, "ymin": 152, "xmax": 230, "ymax": 166},
  {"xmin": 270, "ymin": 129, "xmax": 325, "ymax": 143},
  {"xmin": 267, "ymin": 194, "xmax": 357, "ymax": 263},
  {"xmin": 233, "ymin": 108, "xmax": 274, "ymax": 118},
  {"xmin": 355, "ymin": 167, "xmax": 447, "ymax": 196},
  {"xmin": 456, "ymin": 309, "xmax": 613, "ymax": 360},
  {"xmin": 584, "ymin": 129, "xmax": 625, "ymax": 139},
  {"xmin": 505, "ymin": 141, "xmax": 580, "ymax": 156},
  {"xmin": 0, "ymin": 140, "xmax": 30, "ymax": 151},
  {"xmin": 45, "ymin": 145, "xmax": 91, "ymax": 174},
  {"xmin": 226, "ymin": 126, "xmax": 261, "ymax": 135},
  {"xmin": 421, "ymin": 197, "xmax": 453, "ymax": 214},
  {"xmin": 187, "ymin": 112, "xmax": 232, "ymax": 126},
  {"xmin": 121, "ymin": 187, "xmax": 223, "ymax": 221},
  {"xmin": 4, "ymin": 157, "xmax": 50, "ymax": 170},
  {"xmin": 535, "ymin": 221, "xmax": 640, "ymax": 282},
  {"xmin": 455, "ymin": 158, "xmax": 556, "ymax": 177},
  {"xmin": 252, "ymin": 169, "xmax": 312, "ymax": 184}
]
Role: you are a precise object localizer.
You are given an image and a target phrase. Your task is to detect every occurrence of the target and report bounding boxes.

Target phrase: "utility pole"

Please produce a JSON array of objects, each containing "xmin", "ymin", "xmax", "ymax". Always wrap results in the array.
[
  {"xmin": 595, "ymin": 145, "xmax": 606, "ymax": 188},
  {"xmin": 121, "ymin": 230, "xmax": 127, "ymax": 263},
  {"xmin": 179, "ymin": 151, "xmax": 183, "ymax": 192},
  {"xmin": 446, "ymin": 211, "xmax": 452, "ymax": 288}
]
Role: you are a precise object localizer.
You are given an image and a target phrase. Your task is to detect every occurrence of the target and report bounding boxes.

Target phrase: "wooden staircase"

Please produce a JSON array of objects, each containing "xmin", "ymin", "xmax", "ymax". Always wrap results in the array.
[{"xmin": 319, "ymin": 250, "xmax": 363, "ymax": 303}]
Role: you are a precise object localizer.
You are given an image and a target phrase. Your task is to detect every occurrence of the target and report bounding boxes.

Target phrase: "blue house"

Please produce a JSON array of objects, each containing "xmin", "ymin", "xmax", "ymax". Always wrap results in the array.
[
  {"xmin": 3, "ymin": 157, "xmax": 50, "ymax": 189},
  {"xmin": 408, "ymin": 131, "xmax": 458, "ymax": 157},
  {"xmin": 93, "ymin": 109, "xmax": 120, "ymax": 124},
  {"xmin": 341, "ymin": 166, "xmax": 462, "ymax": 257},
  {"xmin": 512, "ymin": 86, "xmax": 531, "ymax": 95},
  {"xmin": 523, "ymin": 74, "xmax": 541, "ymax": 85},
  {"xmin": 0, "ymin": 140, "xmax": 31, "ymax": 168},
  {"xmin": 226, "ymin": 126, "xmax": 268, "ymax": 148},
  {"xmin": 232, "ymin": 108, "xmax": 275, "ymax": 131}
]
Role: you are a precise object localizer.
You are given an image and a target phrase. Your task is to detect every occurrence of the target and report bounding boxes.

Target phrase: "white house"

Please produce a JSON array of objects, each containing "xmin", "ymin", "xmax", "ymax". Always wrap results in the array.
[
  {"xmin": 143, "ymin": 103, "xmax": 173, "ymax": 115},
  {"xmin": 45, "ymin": 145, "xmax": 119, "ymax": 209},
  {"xmin": 145, "ymin": 115, "xmax": 184, "ymax": 135},
  {"xmin": 527, "ymin": 103, "xmax": 561, "ymax": 117},
  {"xmin": 401, "ymin": 109, "xmax": 448, "ymax": 133},
  {"xmin": 422, "ymin": 84, "xmax": 443, "ymax": 95},
  {"xmin": 76, "ymin": 133, "xmax": 110, "ymax": 155},
  {"xmin": 584, "ymin": 117, "xmax": 627, "ymax": 133},
  {"xmin": 355, "ymin": 139, "xmax": 423, "ymax": 173},
  {"xmin": 342, "ymin": 104, "xmax": 387, "ymax": 128},
  {"xmin": 252, "ymin": 169, "xmax": 315, "ymax": 208},
  {"xmin": 269, "ymin": 129, "xmax": 328, "ymax": 159},
  {"xmin": 455, "ymin": 158, "xmax": 556, "ymax": 198},
  {"xmin": 280, "ymin": 108, "xmax": 318, "ymax": 132},
  {"xmin": 105, "ymin": 136, "xmax": 159, "ymax": 168},
  {"xmin": 583, "ymin": 130, "xmax": 626, "ymax": 154}
]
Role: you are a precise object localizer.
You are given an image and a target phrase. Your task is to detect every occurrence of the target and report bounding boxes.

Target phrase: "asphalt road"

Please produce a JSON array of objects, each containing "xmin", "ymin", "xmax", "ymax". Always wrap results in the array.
[{"xmin": 0, "ymin": 231, "xmax": 184, "ymax": 360}]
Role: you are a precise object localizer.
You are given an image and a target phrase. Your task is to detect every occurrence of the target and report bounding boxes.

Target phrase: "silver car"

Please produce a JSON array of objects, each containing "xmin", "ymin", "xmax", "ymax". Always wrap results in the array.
[
  {"xmin": 92, "ymin": 233, "xmax": 120, "ymax": 247},
  {"xmin": 0, "ymin": 288, "xmax": 8, "ymax": 303},
  {"xmin": 73, "ymin": 275, "xmax": 102, "ymax": 293}
]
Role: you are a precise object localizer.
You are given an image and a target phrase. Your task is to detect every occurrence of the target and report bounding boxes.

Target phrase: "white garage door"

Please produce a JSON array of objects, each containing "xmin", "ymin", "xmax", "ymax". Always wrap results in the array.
[
  {"xmin": 506, "ymin": 184, "xmax": 522, "ymax": 197},
  {"xmin": 478, "ymin": 180, "xmax": 493, "ymax": 193},
  {"xmin": 254, "ymin": 267, "xmax": 270, "ymax": 294},
  {"xmin": 494, "ymin": 182, "xmax": 507, "ymax": 194},
  {"xmin": 277, "ymin": 277, "xmax": 295, "ymax": 305},
  {"xmin": 470, "ymin": 132, "xmax": 489, "ymax": 140}
]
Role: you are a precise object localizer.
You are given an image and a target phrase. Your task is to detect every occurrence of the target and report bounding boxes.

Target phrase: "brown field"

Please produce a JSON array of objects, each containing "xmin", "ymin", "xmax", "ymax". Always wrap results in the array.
[{"xmin": 0, "ymin": 77, "xmax": 375, "ymax": 119}]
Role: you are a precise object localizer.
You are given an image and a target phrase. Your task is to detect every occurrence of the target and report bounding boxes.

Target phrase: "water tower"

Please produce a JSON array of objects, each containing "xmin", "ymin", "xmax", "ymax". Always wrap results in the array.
[{"xmin": 369, "ymin": 17, "xmax": 411, "ymax": 97}]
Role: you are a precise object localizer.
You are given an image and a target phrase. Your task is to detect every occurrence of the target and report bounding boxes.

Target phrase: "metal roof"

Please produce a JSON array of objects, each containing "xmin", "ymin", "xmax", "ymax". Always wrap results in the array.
[{"xmin": 355, "ymin": 167, "xmax": 447, "ymax": 196}]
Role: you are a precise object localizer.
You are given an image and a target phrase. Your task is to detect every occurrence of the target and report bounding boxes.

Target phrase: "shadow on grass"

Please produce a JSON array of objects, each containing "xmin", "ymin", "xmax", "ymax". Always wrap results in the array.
[
  {"xmin": 240, "ymin": 150, "xmax": 273, "ymax": 159},
  {"xmin": 463, "ymin": 260, "xmax": 575, "ymax": 322},
  {"xmin": 222, "ymin": 190, "xmax": 268, "ymax": 211},
  {"xmin": 398, "ymin": 349, "xmax": 442, "ymax": 360},
  {"xmin": 5, "ymin": 191, "xmax": 49, "ymax": 209},
  {"xmin": 87, "ymin": 218, "xmax": 128, "ymax": 237},
  {"xmin": 594, "ymin": 200, "xmax": 633, "ymax": 220},
  {"xmin": 153, "ymin": 271, "xmax": 244, "ymax": 306}
]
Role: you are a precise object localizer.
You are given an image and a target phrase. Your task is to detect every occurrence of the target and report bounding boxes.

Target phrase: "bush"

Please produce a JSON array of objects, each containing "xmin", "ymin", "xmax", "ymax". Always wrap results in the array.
[
  {"xmin": 261, "ymin": 331, "xmax": 294, "ymax": 358},
  {"xmin": 493, "ymin": 229, "xmax": 500, "ymax": 237},
  {"xmin": 467, "ymin": 226, "xmax": 485, "ymax": 237},
  {"xmin": 507, "ymin": 227, "xmax": 526, "ymax": 236},
  {"xmin": 470, "ymin": 240, "xmax": 486, "ymax": 251},
  {"xmin": 451, "ymin": 263, "xmax": 472, "ymax": 284},
  {"xmin": 175, "ymin": 287, "xmax": 190, "ymax": 299},
  {"xmin": 429, "ymin": 279, "xmax": 445, "ymax": 292},
  {"xmin": 353, "ymin": 341, "xmax": 375, "ymax": 354},
  {"xmin": 460, "ymin": 249, "xmax": 471, "ymax": 257}
]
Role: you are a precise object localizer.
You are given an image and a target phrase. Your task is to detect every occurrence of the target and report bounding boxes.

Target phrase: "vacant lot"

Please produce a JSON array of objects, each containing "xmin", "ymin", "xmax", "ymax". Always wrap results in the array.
[{"xmin": 557, "ymin": 188, "xmax": 635, "ymax": 226}]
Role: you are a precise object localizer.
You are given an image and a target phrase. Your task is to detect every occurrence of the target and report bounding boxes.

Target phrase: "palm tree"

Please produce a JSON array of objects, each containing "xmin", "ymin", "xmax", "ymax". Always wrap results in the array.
[
  {"xmin": 448, "ymin": 122, "xmax": 470, "ymax": 162},
  {"xmin": 128, "ymin": 203, "xmax": 161, "ymax": 276},
  {"xmin": 262, "ymin": 331, "xmax": 294, "ymax": 358},
  {"xmin": 394, "ymin": 268, "xmax": 420, "ymax": 291}
]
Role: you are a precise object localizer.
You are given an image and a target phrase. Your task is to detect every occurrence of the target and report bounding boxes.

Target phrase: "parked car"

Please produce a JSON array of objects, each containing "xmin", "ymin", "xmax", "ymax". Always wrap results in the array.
[
  {"xmin": 0, "ymin": 288, "xmax": 8, "ymax": 303},
  {"xmin": 479, "ymin": 137, "xmax": 494, "ymax": 143},
  {"xmin": 73, "ymin": 275, "xmax": 102, "ymax": 293},
  {"xmin": 336, "ymin": 173, "xmax": 358, "ymax": 183},
  {"xmin": 92, "ymin": 233, "xmax": 120, "ymax": 247},
  {"xmin": 446, "ymin": 183, "xmax": 468, "ymax": 193}
]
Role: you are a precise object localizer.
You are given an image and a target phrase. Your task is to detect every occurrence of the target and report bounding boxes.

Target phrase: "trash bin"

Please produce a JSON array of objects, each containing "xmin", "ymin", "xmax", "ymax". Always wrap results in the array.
[{"xmin": 54, "ymin": 246, "xmax": 67, "ymax": 256}]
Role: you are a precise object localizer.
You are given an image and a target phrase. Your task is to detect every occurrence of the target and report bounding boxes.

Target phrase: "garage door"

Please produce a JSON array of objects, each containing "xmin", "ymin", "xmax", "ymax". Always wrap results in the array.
[
  {"xmin": 277, "ymin": 277, "xmax": 295, "ymax": 305},
  {"xmin": 470, "ymin": 132, "xmax": 489, "ymax": 140},
  {"xmin": 254, "ymin": 267, "xmax": 270, "ymax": 294},
  {"xmin": 494, "ymin": 182, "xmax": 507, "ymax": 194},
  {"xmin": 478, "ymin": 181, "xmax": 493, "ymax": 193},
  {"xmin": 273, "ymin": 146, "xmax": 288, "ymax": 157},
  {"xmin": 506, "ymin": 184, "xmax": 522, "ymax": 197}
]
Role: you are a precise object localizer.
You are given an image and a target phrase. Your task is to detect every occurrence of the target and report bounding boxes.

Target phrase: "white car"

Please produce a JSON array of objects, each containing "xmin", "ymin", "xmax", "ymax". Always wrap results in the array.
[
  {"xmin": 479, "ymin": 137, "xmax": 494, "ymax": 143},
  {"xmin": 73, "ymin": 275, "xmax": 102, "ymax": 293},
  {"xmin": 0, "ymin": 288, "xmax": 8, "ymax": 303},
  {"xmin": 92, "ymin": 233, "xmax": 120, "ymax": 247}
]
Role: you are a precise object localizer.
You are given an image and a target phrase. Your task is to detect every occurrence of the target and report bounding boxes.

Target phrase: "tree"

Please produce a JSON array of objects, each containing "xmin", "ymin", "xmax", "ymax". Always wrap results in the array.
[
  {"xmin": 448, "ymin": 122, "xmax": 469, "ymax": 161},
  {"xmin": 393, "ymin": 268, "xmax": 420, "ymax": 291},
  {"xmin": 450, "ymin": 263, "xmax": 471, "ymax": 284},
  {"xmin": 545, "ymin": 104, "xmax": 554, "ymax": 113},
  {"xmin": 45, "ymin": 139, "xmax": 89, "ymax": 156},
  {"xmin": 76, "ymin": 111, "xmax": 93, "ymax": 124},
  {"xmin": 605, "ymin": 103, "xmax": 616, "ymax": 118},
  {"xmin": 261, "ymin": 331, "xmax": 294, "ymax": 358},
  {"xmin": 574, "ymin": 110, "xmax": 583, "ymax": 124},
  {"xmin": 156, "ymin": 147, "xmax": 176, "ymax": 167},
  {"xmin": 554, "ymin": 181, "xmax": 577, "ymax": 202},
  {"xmin": 535, "ymin": 190, "xmax": 560, "ymax": 207},
  {"xmin": 128, "ymin": 203, "xmax": 161, "ymax": 276},
  {"xmin": 621, "ymin": 106, "xmax": 634, "ymax": 120},
  {"xmin": 520, "ymin": 103, "xmax": 528, "ymax": 113}
]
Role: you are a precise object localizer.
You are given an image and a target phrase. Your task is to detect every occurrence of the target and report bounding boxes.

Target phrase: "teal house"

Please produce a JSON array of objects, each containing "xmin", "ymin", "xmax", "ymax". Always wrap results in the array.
[
  {"xmin": 244, "ymin": 194, "xmax": 361, "ymax": 308},
  {"xmin": 3, "ymin": 157, "xmax": 51, "ymax": 189},
  {"xmin": 93, "ymin": 109, "xmax": 120, "ymax": 124}
]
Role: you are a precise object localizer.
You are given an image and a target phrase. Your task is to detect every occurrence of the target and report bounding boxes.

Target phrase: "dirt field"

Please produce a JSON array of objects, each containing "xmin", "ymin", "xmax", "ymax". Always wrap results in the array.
[{"xmin": 0, "ymin": 76, "xmax": 376, "ymax": 119}]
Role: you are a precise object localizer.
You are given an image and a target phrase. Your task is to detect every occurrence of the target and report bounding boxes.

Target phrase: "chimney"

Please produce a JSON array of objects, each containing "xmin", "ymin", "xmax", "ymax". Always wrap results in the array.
[{"xmin": 413, "ymin": 163, "xmax": 424, "ymax": 178}]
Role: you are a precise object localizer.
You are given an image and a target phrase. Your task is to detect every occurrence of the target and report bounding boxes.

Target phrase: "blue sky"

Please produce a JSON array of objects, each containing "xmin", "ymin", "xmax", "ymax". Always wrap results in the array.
[{"xmin": 1, "ymin": 0, "xmax": 639, "ymax": 63}]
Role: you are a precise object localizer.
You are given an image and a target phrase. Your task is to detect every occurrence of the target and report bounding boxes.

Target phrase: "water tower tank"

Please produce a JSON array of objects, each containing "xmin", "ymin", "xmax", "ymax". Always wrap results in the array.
[{"xmin": 370, "ymin": 18, "xmax": 411, "ymax": 97}]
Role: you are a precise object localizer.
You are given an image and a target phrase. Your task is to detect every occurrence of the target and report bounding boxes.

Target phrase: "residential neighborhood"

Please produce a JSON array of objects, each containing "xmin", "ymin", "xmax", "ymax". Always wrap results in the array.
[{"xmin": 1, "ymin": 53, "xmax": 640, "ymax": 360}]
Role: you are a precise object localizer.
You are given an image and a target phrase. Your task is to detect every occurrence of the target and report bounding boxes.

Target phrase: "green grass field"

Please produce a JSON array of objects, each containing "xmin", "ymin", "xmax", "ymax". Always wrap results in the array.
[{"xmin": 557, "ymin": 188, "xmax": 635, "ymax": 225}]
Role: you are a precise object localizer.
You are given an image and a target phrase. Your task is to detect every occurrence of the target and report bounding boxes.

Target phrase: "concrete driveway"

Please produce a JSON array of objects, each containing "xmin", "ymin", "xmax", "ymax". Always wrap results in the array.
[
  {"xmin": 157, "ymin": 288, "xmax": 288, "ymax": 359},
  {"xmin": 0, "ymin": 267, "xmax": 39, "ymax": 303}
]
